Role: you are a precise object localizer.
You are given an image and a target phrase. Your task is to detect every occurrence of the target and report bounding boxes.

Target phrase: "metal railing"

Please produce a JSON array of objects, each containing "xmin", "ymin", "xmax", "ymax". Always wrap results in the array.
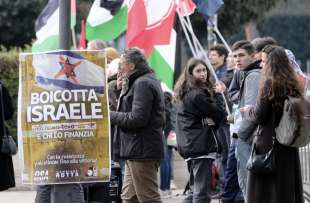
[
  {"xmin": 300, "ymin": 144, "xmax": 310, "ymax": 184},
  {"xmin": 300, "ymin": 144, "xmax": 310, "ymax": 202},
  {"xmin": 305, "ymin": 191, "xmax": 310, "ymax": 203},
  {"xmin": 303, "ymin": 63, "xmax": 310, "ymax": 202}
]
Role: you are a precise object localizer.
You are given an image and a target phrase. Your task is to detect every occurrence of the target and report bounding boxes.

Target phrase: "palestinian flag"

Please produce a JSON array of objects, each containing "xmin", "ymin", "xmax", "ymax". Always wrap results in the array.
[
  {"xmin": 126, "ymin": 0, "xmax": 176, "ymax": 57},
  {"xmin": 32, "ymin": 0, "xmax": 76, "ymax": 53},
  {"xmin": 86, "ymin": 0, "xmax": 177, "ymax": 90},
  {"xmin": 86, "ymin": 0, "xmax": 128, "ymax": 41},
  {"xmin": 148, "ymin": 29, "xmax": 176, "ymax": 90}
]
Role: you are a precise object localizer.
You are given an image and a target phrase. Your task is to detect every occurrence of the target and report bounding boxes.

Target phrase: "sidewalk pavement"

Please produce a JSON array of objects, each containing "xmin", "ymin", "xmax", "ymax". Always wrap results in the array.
[
  {"xmin": 2, "ymin": 151, "xmax": 310, "ymax": 203},
  {"xmin": 0, "ymin": 189, "xmax": 221, "ymax": 203},
  {"xmin": 0, "ymin": 151, "xmax": 223, "ymax": 203},
  {"xmin": 0, "ymin": 190, "xmax": 36, "ymax": 203}
]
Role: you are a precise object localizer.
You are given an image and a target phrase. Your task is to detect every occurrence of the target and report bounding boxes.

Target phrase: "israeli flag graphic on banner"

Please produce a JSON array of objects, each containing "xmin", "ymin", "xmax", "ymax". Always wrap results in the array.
[{"xmin": 33, "ymin": 51, "xmax": 105, "ymax": 94}]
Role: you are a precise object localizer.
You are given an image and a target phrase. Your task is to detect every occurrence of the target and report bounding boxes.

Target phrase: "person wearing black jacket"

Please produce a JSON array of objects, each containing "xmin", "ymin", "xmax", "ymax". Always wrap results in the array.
[
  {"xmin": 174, "ymin": 58, "xmax": 226, "ymax": 203},
  {"xmin": 0, "ymin": 82, "xmax": 15, "ymax": 191},
  {"xmin": 110, "ymin": 48, "xmax": 164, "ymax": 203},
  {"xmin": 242, "ymin": 45, "xmax": 304, "ymax": 203}
]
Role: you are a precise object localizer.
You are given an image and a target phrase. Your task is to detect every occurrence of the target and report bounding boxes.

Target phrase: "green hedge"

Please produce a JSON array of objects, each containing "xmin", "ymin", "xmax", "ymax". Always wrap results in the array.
[{"xmin": 0, "ymin": 48, "xmax": 19, "ymax": 139}]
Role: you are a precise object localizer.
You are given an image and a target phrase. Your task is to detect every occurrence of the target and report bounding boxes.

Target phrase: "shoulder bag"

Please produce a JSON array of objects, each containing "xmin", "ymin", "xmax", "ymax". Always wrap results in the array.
[
  {"xmin": 0, "ymin": 84, "xmax": 17, "ymax": 155},
  {"xmin": 246, "ymin": 126, "xmax": 275, "ymax": 175}
]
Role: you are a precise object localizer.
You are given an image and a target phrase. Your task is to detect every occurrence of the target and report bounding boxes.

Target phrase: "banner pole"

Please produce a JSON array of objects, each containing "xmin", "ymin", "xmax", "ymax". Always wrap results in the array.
[{"xmin": 51, "ymin": 1, "xmax": 83, "ymax": 203}]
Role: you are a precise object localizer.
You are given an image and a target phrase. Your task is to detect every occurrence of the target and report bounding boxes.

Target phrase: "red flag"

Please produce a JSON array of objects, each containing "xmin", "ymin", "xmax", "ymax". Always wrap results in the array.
[
  {"xmin": 126, "ymin": 0, "xmax": 176, "ymax": 57},
  {"xmin": 177, "ymin": 0, "xmax": 196, "ymax": 16},
  {"xmin": 79, "ymin": 18, "xmax": 86, "ymax": 49}
]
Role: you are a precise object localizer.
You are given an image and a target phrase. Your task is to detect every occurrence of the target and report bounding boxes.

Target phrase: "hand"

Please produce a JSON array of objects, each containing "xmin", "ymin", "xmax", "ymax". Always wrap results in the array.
[
  {"xmin": 227, "ymin": 114, "xmax": 234, "ymax": 124},
  {"xmin": 213, "ymin": 81, "xmax": 226, "ymax": 93},
  {"xmin": 116, "ymin": 72, "xmax": 124, "ymax": 90},
  {"xmin": 240, "ymin": 105, "xmax": 252, "ymax": 112}
]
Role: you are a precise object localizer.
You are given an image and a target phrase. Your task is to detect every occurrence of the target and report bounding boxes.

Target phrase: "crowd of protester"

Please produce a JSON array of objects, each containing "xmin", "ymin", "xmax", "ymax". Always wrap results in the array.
[
  {"xmin": 104, "ymin": 36, "xmax": 307, "ymax": 203},
  {"xmin": 1, "ymin": 36, "xmax": 307, "ymax": 203}
]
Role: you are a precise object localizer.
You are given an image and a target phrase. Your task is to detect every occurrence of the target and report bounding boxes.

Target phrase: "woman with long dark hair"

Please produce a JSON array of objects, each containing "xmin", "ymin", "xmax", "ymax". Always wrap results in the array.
[
  {"xmin": 174, "ymin": 58, "xmax": 226, "ymax": 203},
  {"xmin": 242, "ymin": 45, "xmax": 304, "ymax": 203}
]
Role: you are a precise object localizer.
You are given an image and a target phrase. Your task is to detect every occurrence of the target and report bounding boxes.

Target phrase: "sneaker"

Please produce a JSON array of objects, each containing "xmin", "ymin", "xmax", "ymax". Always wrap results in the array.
[
  {"xmin": 211, "ymin": 192, "xmax": 221, "ymax": 199},
  {"xmin": 160, "ymin": 190, "xmax": 171, "ymax": 199},
  {"xmin": 210, "ymin": 190, "xmax": 222, "ymax": 199},
  {"xmin": 170, "ymin": 180, "xmax": 177, "ymax": 190}
]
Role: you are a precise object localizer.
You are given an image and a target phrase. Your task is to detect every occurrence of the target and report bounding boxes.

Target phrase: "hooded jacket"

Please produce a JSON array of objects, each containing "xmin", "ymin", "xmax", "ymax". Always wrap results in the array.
[{"xmin": 238, "ymin": 60, "xmax": 261, "ymax": 142}]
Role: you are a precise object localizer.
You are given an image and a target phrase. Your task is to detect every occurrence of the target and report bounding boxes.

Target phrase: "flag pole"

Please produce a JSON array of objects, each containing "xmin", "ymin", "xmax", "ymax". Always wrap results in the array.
[
  {"xmin": 177, "ymin": 8, "xmax": 231, "ymax": 115},
  {"xmin": 184, "ymin": 15, "xmax": 200, "ymax": 54},
  {"xmin": 51, "ymin": 1, "xmax": 82, "ymax": 202},
  {"xmin": 207, "ymin": 15, "xmax": 218, "ymax": 49},
  {"xmin": 208, "ymin": 17, "xmax": 232, "ymax": 53},
  {"xmin": 72, "ymin": 28, "xmax": 77, "ymax": 49},
  {"xmin": 214, "ymin": 27, "xmax": 231, "ymax": 53},
  {"xmin": 59, "ymin": 0, "xmax": 71, "ymax": 49},
  {"xmin": 177, "ymin": 12, "xmax": 197, "ymax": 57}
]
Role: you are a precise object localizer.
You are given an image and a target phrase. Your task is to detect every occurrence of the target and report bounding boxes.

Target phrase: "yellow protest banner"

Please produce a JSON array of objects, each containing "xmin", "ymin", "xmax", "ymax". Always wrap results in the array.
[{"xmin": 18, "ymin": 50, "xmax": 110, "ymax": 184}]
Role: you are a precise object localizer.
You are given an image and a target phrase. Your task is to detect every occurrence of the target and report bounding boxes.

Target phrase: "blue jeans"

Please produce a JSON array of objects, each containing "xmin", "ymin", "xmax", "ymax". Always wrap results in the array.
[
  {"xmin": 235, "ymin": 139, "xmax": 251, "ymax": 197},
  {"xmin": 160, "ymin": 142, "xmax": 171, "ymax": 191},
  {"xmin": 221, "ymin": 138, "xmax": 244, "ymax": 203},
  {"xmin": 182, "ymin": 159, "xmax": 213, "ymax": 203},
  {"xmin": 168, "ymin": 146, "xmax": 174, "ymax": 180},
  {"xmin": 217, "ymin": 124, "xmax": 231, "ymax": 172}
]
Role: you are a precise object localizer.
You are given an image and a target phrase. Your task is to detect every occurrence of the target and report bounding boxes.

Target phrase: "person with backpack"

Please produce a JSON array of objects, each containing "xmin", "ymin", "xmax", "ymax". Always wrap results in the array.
[{"xmin": 241, "ymin": 45, "xmax": 304, "ymax": 203}]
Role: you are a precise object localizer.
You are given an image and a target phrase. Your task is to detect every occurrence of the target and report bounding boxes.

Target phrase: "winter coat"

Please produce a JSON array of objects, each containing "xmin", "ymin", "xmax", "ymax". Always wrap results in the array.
[
  {"xmin": 110, "ymin": 67, "xmax": 164, "ymax": 160},
  {"xmin": 228, "ymin": 70, "xmax": 242, "ymax": 104},
  {"xmin": 108, "ymin": 74, "xmax": 121, "ymax": 161},
  {"xmin": 245, "ymin": 82, "xmax": 304, "ymax": 203},
  {"xmin": 108, "ymin": 74, "xmax": 121, "ymax": 112},
  {"xmin": 221, "ymin": 68, "xmax": 234, "ymax": 89},
  {"xmin": 163, "ymin": 92, "xmax": 173, "ymax": 138},
  {"xmin": 215, "ymin": 64, "xmax": 228, "ymax": 82},
  {"xmin": 0, "ymin": 83, "xmax": 15, "ymax": 191},
  {"xmin": 216, "ymin": 64, "xmax": 234, "ymax": 113},
  {"xmin": 237, "ymin": 61, "xmax": 261, "ymax": 142},
  {"xmin": 176, "ymin": 88, "xmax": 226, "ymax": 159}
]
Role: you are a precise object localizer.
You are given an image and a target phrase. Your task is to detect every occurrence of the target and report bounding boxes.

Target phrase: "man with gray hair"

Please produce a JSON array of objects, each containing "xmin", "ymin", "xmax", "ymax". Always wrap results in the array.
[
  {"xmin": 110, "ymin": 47, "xmax": 164, "ymax": 203},
  {"xmin": 87, "ymin": 39, "xmax": 107, "ymax": 50}
]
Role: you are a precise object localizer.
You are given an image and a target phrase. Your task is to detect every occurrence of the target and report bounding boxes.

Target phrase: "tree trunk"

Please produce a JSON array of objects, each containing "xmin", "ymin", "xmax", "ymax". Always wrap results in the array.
[{"xmin": 244, "ymin": 20, "xmax": 260, "ymax": 41}]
